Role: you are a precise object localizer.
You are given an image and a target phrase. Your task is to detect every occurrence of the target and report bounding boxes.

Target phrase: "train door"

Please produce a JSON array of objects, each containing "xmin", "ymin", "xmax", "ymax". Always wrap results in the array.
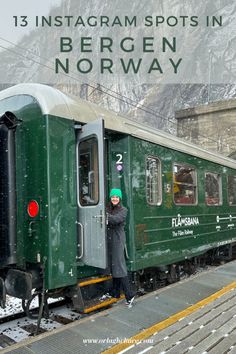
[{"xmin": 76, "ymin": 119, "xmax": 107, "ymax": 269}]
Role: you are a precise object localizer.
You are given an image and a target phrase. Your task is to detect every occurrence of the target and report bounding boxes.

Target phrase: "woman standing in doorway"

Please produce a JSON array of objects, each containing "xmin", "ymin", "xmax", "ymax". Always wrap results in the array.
[{"xmin": 102, "ymin": 188, "xmax": 135, "ymax": 308}]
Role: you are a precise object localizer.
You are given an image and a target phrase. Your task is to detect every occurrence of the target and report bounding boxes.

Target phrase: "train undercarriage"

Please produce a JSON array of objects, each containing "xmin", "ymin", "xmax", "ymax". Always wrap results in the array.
[{"xmin": 134, "ymin": 243, "xmax": 236, "ymax": 293}]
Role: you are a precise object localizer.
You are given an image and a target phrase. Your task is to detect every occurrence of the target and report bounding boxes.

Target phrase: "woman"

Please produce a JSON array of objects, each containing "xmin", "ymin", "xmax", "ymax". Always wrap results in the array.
[{"xmin": 101, "ymin": 188, "xmax": 135, "ymax": 308}]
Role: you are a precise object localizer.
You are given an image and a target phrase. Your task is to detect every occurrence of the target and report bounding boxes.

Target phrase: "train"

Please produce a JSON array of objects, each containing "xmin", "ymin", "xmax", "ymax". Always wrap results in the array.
[{"xmin": 1, "ymin": 83, "xmax": 236, "ymax": 316}]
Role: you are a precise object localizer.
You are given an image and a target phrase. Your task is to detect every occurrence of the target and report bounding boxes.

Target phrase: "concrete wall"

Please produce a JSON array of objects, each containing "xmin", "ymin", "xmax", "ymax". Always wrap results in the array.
[{"xmin": 176, "ymin": 99, "xmax": 236, "ymax": 157}]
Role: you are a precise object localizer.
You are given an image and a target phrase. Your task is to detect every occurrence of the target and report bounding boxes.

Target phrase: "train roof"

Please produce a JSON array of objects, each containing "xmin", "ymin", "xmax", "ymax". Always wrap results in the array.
[{"xmin": 1, "ymin": 83, "xmax": 236, "ymax": 170}]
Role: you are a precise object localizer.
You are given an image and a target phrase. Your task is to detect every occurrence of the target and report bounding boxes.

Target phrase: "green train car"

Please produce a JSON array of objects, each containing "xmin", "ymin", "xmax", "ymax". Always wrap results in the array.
[{"xmin": 1, "ymin": 83, "xmax": 236, "ymax": 312}]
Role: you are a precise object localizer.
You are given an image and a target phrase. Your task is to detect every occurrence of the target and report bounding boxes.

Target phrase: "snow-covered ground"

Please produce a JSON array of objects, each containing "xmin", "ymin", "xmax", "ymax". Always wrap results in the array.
[
  {"xmin": 0, "ymin": 296, "xmax": 25, "ymax": 318},
  {"xmin": 0, "ymin": 294, "xmax": 66, "ymax": 319},
  {"xmin": 0, "ymin": 299, "xmax": 81, "ymax": 346}
]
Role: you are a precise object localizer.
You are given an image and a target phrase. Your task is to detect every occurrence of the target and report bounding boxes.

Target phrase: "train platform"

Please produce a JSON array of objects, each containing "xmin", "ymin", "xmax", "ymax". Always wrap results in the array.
[{"xmin": 2, "ymin": 260, "xmax": 236, "ymax": 354}]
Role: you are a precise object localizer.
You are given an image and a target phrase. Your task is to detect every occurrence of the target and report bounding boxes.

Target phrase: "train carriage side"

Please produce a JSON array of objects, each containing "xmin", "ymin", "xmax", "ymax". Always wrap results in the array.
[
  {"xmin": 0, "ymin": 84, "xmax": 134, "ymax": 309},
  {"xmin": 127, "ymin": 135, "xmax": 236, "ymax": 273},
  {"xmin": 0, "ymin": 93, "xmax": 82, "ymax": 302},
  {"xmin": 0, "ymin": 89, "xmax": 118, "ymax": 307}
]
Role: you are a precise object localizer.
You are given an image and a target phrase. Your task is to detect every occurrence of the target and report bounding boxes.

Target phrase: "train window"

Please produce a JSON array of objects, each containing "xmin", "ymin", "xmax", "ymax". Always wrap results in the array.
[
  {"xmin": 228, "ymin": 176, "xmax": 236, "ymax": 205},
  {"xmin": 146, "ymin": 156, "xmax": 162, "ymax": 205},
  {"xmin": 78, "ymin": 137, "xmax": 99, "ymax": 206},
  {"xmin": 173, "ymin": 163, "xmax": 197, "ymax": 205},
  {"xmin": 205, "ymin": 172, "xmax": 222, "ymax": 205}
]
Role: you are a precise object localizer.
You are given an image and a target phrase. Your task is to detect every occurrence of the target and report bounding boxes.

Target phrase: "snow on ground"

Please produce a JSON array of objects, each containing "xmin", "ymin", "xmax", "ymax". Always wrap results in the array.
[
  {"xmin": 0, "ymin": 295, "xmax": 66, "ymax": 318},
  {"xmin": 0, "ymin": 296, "xmax": 24, "ymax": 318}
]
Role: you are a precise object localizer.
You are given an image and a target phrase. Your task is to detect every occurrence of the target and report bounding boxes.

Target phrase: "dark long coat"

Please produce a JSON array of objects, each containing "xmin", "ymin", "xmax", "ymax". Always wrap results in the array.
[{"xmin": 107, "ymin": 204, "xmax": 128, "ymax": 278}]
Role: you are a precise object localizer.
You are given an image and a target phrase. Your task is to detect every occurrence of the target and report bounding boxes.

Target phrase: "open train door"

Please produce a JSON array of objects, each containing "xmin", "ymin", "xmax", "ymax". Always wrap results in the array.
[{"xmin": 76, "ymin": 118, "xmax": 107, "ymax": 269}]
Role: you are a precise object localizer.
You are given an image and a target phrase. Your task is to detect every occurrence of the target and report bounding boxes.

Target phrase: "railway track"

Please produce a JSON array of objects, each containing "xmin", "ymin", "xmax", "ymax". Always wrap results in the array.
[{"xmin": 0, "ymin": 303, "xmax": 82, "ymax": 349}]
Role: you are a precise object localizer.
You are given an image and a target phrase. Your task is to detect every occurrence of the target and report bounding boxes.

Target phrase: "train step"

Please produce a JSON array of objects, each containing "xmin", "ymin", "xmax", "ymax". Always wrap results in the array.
[
  {"xmin": 83, "ymin": 295, "xmax": 125, "ymax": 314},
  {"xmin": 74, "ymin": 275, "xmax": 124, "ymax": 313},
  {"xmin": 79, "ymin": 275, "xmax": 112, "ymax": 287}
]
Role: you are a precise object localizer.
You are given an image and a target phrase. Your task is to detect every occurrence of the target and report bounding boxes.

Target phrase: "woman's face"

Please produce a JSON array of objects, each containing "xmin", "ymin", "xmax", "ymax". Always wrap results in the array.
[{"xmin": 111, "ymin": 196, "xmax": 120, "ymax": 206}]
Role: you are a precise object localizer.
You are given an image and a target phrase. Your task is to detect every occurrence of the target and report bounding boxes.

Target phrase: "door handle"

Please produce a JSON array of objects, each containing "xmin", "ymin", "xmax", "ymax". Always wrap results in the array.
[
  {"xmin": 77, "ymin": 222, "xmax": 84, "ymax": 259},
  {"xmin": 93, "ymin": 210, "xmax": 104, "ymax": 228},
  {"xmin": 28, "ymin": 221, "xmax": 37, "ymax": 237}
]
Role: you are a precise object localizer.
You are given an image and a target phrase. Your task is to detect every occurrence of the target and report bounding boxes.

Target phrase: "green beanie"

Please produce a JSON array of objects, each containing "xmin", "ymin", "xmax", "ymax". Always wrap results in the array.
[{"xmin": 109, "ymin": 188, "xmax": 122, "ymax": 200}]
